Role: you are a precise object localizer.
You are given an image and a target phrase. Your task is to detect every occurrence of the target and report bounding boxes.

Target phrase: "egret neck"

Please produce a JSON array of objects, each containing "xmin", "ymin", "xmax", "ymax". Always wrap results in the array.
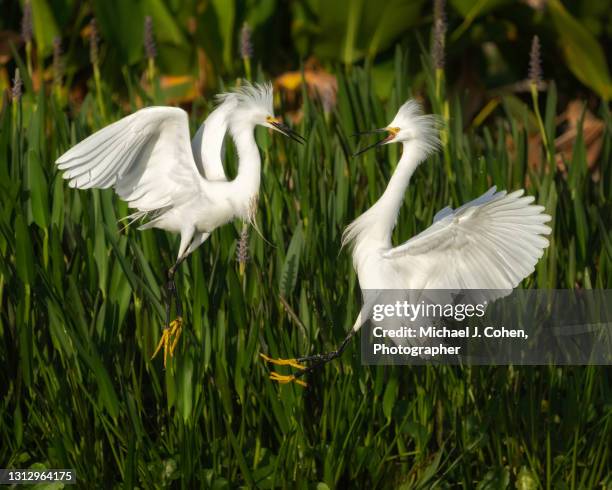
[
  {"xmin": 348, "ymin": 140, "xmax": 426, "ymax": 253},
  {"xmin": 369, "ymin": 141, "xmax": 425, "ymax": 244},
  {"xmin": 230, "ymin": 121, "xmax": 262, "ymax": 221},
  {"xmin": 191, "ymin": 99, "xmax": 235, "ymax": 181}
]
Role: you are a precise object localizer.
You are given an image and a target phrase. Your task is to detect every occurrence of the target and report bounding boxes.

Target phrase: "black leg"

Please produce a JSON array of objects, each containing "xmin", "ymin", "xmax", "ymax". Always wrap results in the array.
[
  {"xmin": 164, "ymin": 269, "xmax": 173, "ymax": 328},
  {"xmin": 166, "ymin": 257, "xmax": 185, "ymax": 325},
  {"xmin": 174, "ymin": 280, "xmax": 182, "ymax": 318},
  {"xmin": 152, "ymin": 258, "xmax": 186, "ymax": 366},
  {"xmin": 166, "ymin": 268, "xmax": 176, "ymax": 320},
  {"xmin": 261, "ymin": 328, "xmax": 358, "ymax": 385},
  {"xmin": 292, "ymin": 329, "xmax": 356, "ymax": 379}
]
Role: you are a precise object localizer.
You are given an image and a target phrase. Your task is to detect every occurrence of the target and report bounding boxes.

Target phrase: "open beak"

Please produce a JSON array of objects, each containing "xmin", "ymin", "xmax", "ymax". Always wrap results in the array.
[
  {"xmin": 353, "ymin": 127, "xmax": 399, "ymax": 156},
  {"xmin": 268, "ymin": 117, "xmax": 306, "ymax": 145}
]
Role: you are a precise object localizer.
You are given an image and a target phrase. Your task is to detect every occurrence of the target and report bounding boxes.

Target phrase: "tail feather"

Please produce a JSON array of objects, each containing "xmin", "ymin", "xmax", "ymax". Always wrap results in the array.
[{"xmin": 117, "ymin": 206, "xmax": 170, "ymax": 232}]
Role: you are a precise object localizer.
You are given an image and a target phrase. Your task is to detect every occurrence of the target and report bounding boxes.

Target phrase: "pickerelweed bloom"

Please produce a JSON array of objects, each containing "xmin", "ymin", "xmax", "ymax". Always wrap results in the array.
[
  {"xmin": 21, "ymin": 1, "xmax": 33, "ymax": 44},
  {"xmin": 53, "ymin": 36, "xmax": 64, "ymax": 87},
  {"xmin": 89, "ymin": 18, "xmax": 99, "ymax": 66},
  {"xmin": 237, "ymin": 225, "xmax": 250, "ymax": 276},
  {"xmin": 22, "ymin": 1, "xmax": 33, "ymax": 77},
  {"xmin": 528, "ymin": 35, "xmax": 542, "ymax": 87},
  {"xmin": 144, "ymin": 16, "xmax": 157, "ymax": 60},
  {"xmin": 528, "ymin": 34, "xmax": 551, "ymax": 163},
  {"xmin": 432, "ymin": 0, "xmax": 447, "ymax": 70},
  {"xmin": 240, "ymin": 22, "xmax": 253, "ymax": 60},
  {"xmin": 12, "ymin": 68, "xmax": 23, "ymax": 102}
]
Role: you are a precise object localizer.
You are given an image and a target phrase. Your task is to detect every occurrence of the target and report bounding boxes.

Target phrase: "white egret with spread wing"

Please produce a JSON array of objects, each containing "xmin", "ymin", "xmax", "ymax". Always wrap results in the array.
[
  {"xmin": 262, "ymin": 99, "xmax": 551, "ymax": 385},
  {"xmin": 55, "ymin": 82, "xmax": 304, "ymax": 366}
]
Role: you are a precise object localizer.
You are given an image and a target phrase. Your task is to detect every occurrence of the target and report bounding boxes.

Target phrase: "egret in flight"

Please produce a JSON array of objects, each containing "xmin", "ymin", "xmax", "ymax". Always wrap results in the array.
[
  {"xmin": 262, "ymin": 99, "xmax": 551, "ymax": 385},
  {"xmin": 56, "ymin": 82, "xmax": 304, "ymax": 366}
]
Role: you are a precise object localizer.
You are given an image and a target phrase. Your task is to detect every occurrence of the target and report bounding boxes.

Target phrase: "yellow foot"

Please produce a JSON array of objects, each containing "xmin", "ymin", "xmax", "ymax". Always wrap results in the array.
[
  {"xmin": 260, "ymin": 353, "xmax": 308, "ymax": 387},
  {"xmin": 152, "ymin": 317, "xmax": 183, "ymax": 368},
  {"xmin": 269, "ymin": 371, "xmax": 308, "ymax": 388},
  {"xmin": 169, "ymin": 317, "xmax": 183, "ymax": 355},
  {"xmin": 259, "ymin": 353, "xmax": 306, "ymax": 370}
]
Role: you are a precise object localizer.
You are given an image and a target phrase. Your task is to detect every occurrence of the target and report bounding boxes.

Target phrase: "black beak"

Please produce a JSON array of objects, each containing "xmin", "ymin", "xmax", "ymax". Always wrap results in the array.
[
  {"xmin": 352, "ymin": 128, "xmax": 395, "ymax": 156},
  {"xmin": 352, "ymin": 128, "xmax": 388, "ymax": 137},
  {"xmin": 271, "ymin": 121, "xmax": 306, "ymax": 145}
]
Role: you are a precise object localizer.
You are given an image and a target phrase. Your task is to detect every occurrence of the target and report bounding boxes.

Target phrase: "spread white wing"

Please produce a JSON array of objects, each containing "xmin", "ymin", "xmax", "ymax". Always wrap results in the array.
[
  {"xmin": 383, "ymin": 187, "xmax": 552, "ymax": 291},
  {"xmin": 56, "ymin": 107, "xmax": 202, "ymax": 212}
]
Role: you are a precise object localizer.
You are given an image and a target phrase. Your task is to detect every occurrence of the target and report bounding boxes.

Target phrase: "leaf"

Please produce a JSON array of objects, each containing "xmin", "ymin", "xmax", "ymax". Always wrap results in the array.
[
  {"xmin": 50, "ymin": 174, "xmax": 64, "ymax": 232},
  {"xmin": 25, "ymin": 149, "xmax": 49, "ymax": 229},
  {"xmin": 90, "ymin": 352, "xmax": 120, "ymax": 419},
  {"xmin": 449, "ymin": 0, "xmax": 511, "ymax": 18},
  {"xmin": 449, "ymin": 0, "xmax": 513, "ymax": 41},
  {"xmin": 93, "ymin": 0, "xmax": 187, "ymax": 65},
  {"xmin": 245, "ymin": 0, "xmax": 277, "ymax": 30},
  {"xmin": 367, "ymin": 0, "xmax": 425, "ymax": 58},
  {"xmin": 279, "ymin": 221, "xmax": 304, "ymax": 297},
  {"xmin": 91, "ymin": 0, "xmax": 146, "ymax": 65},
  {"xmin": 93, "ymin": 220, "xmax": 108, "ymax": 295},
  {"xmin": 419, "ymin": 450, "xmax": 443, "ymax": 485},
  {"xmin": 515, "ymin": 467, "xmax": 539, "ymax": 490},
  {"xmin": 211, "ymin": 0, "xmax": 236, "ymax": 69},
  {"xmin": 146, "ymin": 0, "xmax": 186, "ymax": 46},
  {"xmin": 177, "ymin": 352, "xmax": 194, "ymax": 423},
  {"xmin": 14, "ymin": 405, "xmax": 23, "ymax": 446},
  {"xmin": 31, "ymin": 480, "xmax": 65, "ymax": 490},
  {"xmin": 548, "ymin": 0, "xmax": 612, "ymax": 100},
  {"xmin": 293, "ymin": 0, "xmax": 424, "ymax": 63},
  {"xmin": 476, "ymin": 467, "xmax": 510, "ymax": 489},
  {"xmin": 15, "ymin": 214, "xmax": 34, "ymax": 285},
  {"xmin": 382, "ymin": 376, "xmax": 398, "ymax": 419},
  {"xmin": 30, "ymin": 0, "xmax": 60, "ymax": 57},
  {"xmin": 224, "ymin": 418, "xmax": 255, "ymax": 487}
]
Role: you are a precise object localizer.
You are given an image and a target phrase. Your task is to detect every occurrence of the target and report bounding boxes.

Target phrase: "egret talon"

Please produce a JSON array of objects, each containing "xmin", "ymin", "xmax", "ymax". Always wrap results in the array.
[
  {"xmin": 152, "ymin": 328, "xmax": 171, "ymax": 367},
  {"xmin": 169, "ymin": 317, "xmax": 183, "ymax": 355},
  {"xmin": 152, "ymin": 317, "xmax": 183, "ymax": 367},
  {"xmin": 269, "ymin": 371, "xmax": 307, "ymax": 387},
  {"xmin": 55, "ymin": 84, "xmax": 306, "ymax": 379},
  {"xmin": 260, "ymin": 353, "xmax": 306, "ymax": 370}
]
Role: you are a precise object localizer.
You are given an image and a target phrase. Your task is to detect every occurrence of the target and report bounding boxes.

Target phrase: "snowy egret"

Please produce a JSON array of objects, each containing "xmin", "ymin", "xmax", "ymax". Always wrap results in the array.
[
  {"xmin": 56, "ymin": 82, "xmax": 304, "ymax": 366},
  {"xmin": 262, "ymin": 99, "xmax": 551, "ymax": 385}
]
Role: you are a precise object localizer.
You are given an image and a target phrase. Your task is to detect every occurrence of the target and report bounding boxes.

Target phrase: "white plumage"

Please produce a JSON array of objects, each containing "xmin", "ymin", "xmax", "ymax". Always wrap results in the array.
[
  {"xmin": 381, "ymin": 187, "xmax": 551, "ymax": 290},
  {"xmin": 55, "ymin": 82, "xmax": 304, "ymax": 365},
  {"xmin": 262, "ymin": 99, "xmax": 552, "ymax": 385},
  {"xmin": 56, "ymin": 82, "xmax": 302, "ymax": 261},
  {"xmin": 58, "ymin": 107, "xmax": 201, "ymax": 211},
  {"xmin": 344, "ymin": 100, "xmax": 551, "ymax": 299}
]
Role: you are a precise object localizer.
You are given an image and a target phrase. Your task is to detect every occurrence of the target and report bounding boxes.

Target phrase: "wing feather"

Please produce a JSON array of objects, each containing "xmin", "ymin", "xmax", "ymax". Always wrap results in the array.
[
  {"xmin": 57, "ymin": 120, "xmax": 129, "ymax": 167},
  {"xmin": 66, "ymin": 133, "xmax": 142, "ymax": 188},
  {"xmin": 94, "ymin": 134, "xmax": 151, "ymax": 189},
  {"xmin": 384, "ymin": 187, "xmax": 551, "ymax": 291},
  {"xmin": 56, "ymin": 107, "xmax": 201, "ymax": 212}
]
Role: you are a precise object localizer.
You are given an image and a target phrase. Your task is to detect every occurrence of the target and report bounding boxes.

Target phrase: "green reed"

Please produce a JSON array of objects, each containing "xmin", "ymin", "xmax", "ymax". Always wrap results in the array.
[{"xmin": 0, "ymin": 47, "xmax": 610, "ymax": 488}]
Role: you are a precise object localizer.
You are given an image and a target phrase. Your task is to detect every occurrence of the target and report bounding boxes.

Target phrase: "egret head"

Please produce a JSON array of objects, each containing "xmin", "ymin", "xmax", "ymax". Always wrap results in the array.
[
  {"xmin": 353, "ymin": 100, "xmax": 440, "ymax": 156},
  {"xmin": 221, "ymin": 81, "xmax": 305, "ymax": 144}
]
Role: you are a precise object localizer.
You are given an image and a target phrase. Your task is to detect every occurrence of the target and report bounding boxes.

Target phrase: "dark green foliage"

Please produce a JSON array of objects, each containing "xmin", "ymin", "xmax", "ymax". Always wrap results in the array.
[{"xmin": 0, "ymin": 49, "xmax": 611, "ymax": 488}]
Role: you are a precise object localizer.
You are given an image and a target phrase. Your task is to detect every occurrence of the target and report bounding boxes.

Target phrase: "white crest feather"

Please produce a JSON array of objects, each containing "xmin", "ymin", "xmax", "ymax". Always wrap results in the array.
[
  {"xmin": 342, "ymin": 100, "xmax": 443, "ymax": 255},
  {"xmin": 216, "ymin": 81, "xmax": 273, "ymax": 114},
  {"xmin": 390, "ymin": 99, "xmax": 442, "ymax": 157}
]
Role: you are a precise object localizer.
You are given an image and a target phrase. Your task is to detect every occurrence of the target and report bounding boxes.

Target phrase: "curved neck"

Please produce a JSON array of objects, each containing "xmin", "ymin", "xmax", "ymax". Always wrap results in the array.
[
  {"xmin": 192, "ymin": 101, "xmax": 234, "ymax": 181},
  {"xmin": 365, "ymin": 141, "xmax": 424, "ymax": 244},
  {"xmin": 230, "ymin": 121, "xmax": 261, "ymax": 197}
]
